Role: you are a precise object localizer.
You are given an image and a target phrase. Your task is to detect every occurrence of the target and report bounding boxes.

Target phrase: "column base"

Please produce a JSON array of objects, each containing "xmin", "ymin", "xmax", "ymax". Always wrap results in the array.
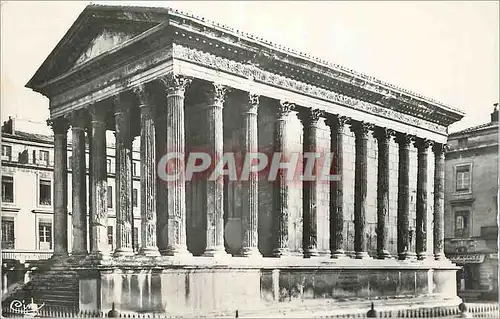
[
  {"xmin": 161, "ymin": 245, "xmax": 193, "ymax": 257},
  {"xmin": 114, "ymin": 247, "xmax": 135, "ymax": 257},
  {"xmin": 139, "ymin": 247, "xmax": 161, "ymax": 257},
  {"xmin": 272, "ymin": 248, "xmax": 292, "ymax": 258},
  {"xmin": 203, "ymin": 247, "xmax": 230, "ymax": 258},
  {"xmin": 398, "ymin": 251, "xmax": 418, "ymax": 261},
  {"xmin": 240, "ymin": 247, "xmax": 262, "ymax": 258},
  {"xmin": 355, "ymin": 251, "xmax": 372, "ymax": 260},
  {"xmin": 331, "ymin": 249, "xmax": 349, "ymax": 259},
  {"xmin": 377, "ymin": 250, "xmax": 393, "ymax": 260},
  {"xmin": 417, "ymin": 252, "xmax": 433, "ymax": 261},
  {"xmin": 434, "ymin": 253, "xmax": 446, "ymax": 261},
  {"xmin": 303, "ymin": 248, "xmax": 319, "ymax": 258}
]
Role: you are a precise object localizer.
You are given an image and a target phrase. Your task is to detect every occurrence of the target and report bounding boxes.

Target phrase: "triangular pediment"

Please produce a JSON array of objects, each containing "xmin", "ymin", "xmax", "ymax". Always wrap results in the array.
[
  {"xmin": 72, "ymin": 28, "xmax": 142, "ymax": 69},
  {"xmin": 26, "ymin": 5, "xmax": 170, "ymax": 91}
]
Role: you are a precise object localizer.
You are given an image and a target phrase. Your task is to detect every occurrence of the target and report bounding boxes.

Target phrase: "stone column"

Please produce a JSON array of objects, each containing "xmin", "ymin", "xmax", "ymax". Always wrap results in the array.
[
  {"xmin": 396, "ymin": 133, "xmax": 416, "ymax": 260},
  {"xmin": 155, "ymin": 93, "xmax": 168, "ymax": 254},
  {"xmin": 299, "ymin": 108, "xmax": 323, "ymax": 258},
  {"xmin": 85, "ymin": 125, "xmax": 94, "ymax": 253},
  {"xmin": 240, "ymin": 93, "xmax": 261, "ymax": 258},
  {"xmin": 326, "ymin": 115, "xmax": 349, "ymax": 259},
  {"xmin": 272, "ymin": 101, "xmax": 294, "ymax": 257},
  {"xmin": 134, "ymin": 85, "xmax": 161, "ymax": 256},
  {"xmin": 49, "ymin": 117, "xmax": 69, "ymax": 257},
  {"xmin": 71, "ymin": 111, "xmax": 88, "ymax": 255},
  {"xmin": 89, "ymin": 105, "xmax": 109, "ymax": 258},
  {"xmin": 113, "ymin": 94, "xmax": 134, "ymax": 256},
  {"xmin": 373, "ymin": 127, "xmax": 394, "ymax": 259},
  {"xmin": 203, "ymin": 83, "xmax": 229, "ymax": 258},
  {"xmin": 350, "ymin": 121, "xmax": 373, "ymax": 259},
  {"xmin": 159, "ymin": 74, "xmax": 192, "ymax": 256},
  {"xmin": 433, "ymin": 143, "xmax": 446, "ymax": 261},
  {"xmin": 416, "ymin": 138, "xmax": 433, "ymax": 260}
]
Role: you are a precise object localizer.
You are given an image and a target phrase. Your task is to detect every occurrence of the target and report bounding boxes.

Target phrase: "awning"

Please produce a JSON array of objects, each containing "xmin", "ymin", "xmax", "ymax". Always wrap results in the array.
[{"xmin": 448, "ymin": 254, "xmax": 485, "ymax": 264}]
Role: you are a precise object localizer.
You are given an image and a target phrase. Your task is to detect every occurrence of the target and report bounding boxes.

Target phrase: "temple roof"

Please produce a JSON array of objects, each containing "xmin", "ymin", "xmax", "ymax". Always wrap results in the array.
[{"xmin": 26, "ymin": 4, "xmax": 465, "ymax": 127}]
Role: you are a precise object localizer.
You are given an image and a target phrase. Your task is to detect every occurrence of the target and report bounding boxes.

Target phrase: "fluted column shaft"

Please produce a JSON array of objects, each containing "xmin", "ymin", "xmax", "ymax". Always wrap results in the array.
[
  {"xmin": 240, "ymin": 93, "xmax": 261, "ymax": 257},
  {"xmin": 327, "ymin": 116, "xmax": 349, "ymax": 258},
  {"xmin": 160, "ymin": 74, "xmax": 192, "ymax": 256},
  {"xmin": 85, "ymin": 126, "xmax": 94, "ymax": 253},
  {"xmin": 397, "ymin": 133, "xmax": 416, "ymax": 260},
  {"xmin": 113, "ymin": 95, "xmax": 134, "ymax": 256},
  {"xmin": 203, "ymin": 84, "xmax": 229, "ymax": 257},
  {"xmin": 351, "ymin": 121, "xmax": 373, "ymax": 259},
  {"xmin": 155, "ymin": 94, "xmax": 168, "ymax": 253},
  {"xmin": 134, "ymin": 85, "xmax": 161, "ymax": 256},
  {"xmin": 374, "ymin": 127, "xmax": 393, "ymax": 259},
  {"xmin": 299, "ymin": 109, "xmax": 323, "ymax": 258},
  {"xmin": 71, "ymin": 112, "xmax": 88, "ymax": 255},
  {"xmin": 416, "ymin": 139, "xmax": 432, "ymax": 260},
  {"xmin": 90, "ymin": 105, "xmax": 109, "ymax": 257},
  {"xmin": 433, "ymin": 143, "xmax": 446, "ymax": 260},
  {"xmin": 272, "ymin": 101, "xmax": 294, "ymax": 257},
  {"xmin": 50, "ymin": 117, "xmax": 69, "ymax": 257}
]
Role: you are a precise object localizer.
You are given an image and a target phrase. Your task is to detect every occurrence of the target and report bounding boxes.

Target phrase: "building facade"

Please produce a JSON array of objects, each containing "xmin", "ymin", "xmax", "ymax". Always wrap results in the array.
[
  {"xmin": 1, "ymin": 117, "xmax": 143, "ymax": 294},
  {"xmin": 8, "ymin": 4, "xmax": 466, "ymax": 314},
  {"xmin": 444, "ymin": 105, "xmax": 499, "ymax": 300}
]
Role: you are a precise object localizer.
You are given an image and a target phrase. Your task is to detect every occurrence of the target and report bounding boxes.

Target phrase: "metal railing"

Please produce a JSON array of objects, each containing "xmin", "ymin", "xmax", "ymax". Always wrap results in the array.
[{"xmin": 2, "ymin": 250, "xmax": 53, "ymax": 262}]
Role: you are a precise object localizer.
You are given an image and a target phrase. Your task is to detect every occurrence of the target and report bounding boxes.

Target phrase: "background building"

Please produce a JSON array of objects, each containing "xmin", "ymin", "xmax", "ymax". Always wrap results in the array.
[
  {"xmin": 444, "ymin": 104, "xmax": 499, "ymax": 300},
  {"xmin": 1, "ymin": 117, "xmax": 143, "ymax": 294}
]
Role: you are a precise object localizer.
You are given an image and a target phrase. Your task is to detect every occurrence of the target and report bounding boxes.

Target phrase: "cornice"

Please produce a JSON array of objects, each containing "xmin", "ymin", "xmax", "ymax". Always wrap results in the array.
[{"xmin": 172, "ymin": 44, "xmax": 448, "ymax": 135}]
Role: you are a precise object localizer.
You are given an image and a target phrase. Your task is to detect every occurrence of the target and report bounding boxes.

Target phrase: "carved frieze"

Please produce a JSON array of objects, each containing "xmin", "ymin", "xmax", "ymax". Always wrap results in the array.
[{"xmin": 172, "ymin": 44, "xmax": 447, "ymax": 134}]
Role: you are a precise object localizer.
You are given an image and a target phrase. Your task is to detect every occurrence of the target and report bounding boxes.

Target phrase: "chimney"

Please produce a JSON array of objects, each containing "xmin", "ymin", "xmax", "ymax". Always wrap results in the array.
[
  {"xmin": 491, "ymin": 103, "xmax": 499, "ymax": 123},
  {"xmin": 1, "ymin": 116, "xmax": 15, "ymax": 134}
]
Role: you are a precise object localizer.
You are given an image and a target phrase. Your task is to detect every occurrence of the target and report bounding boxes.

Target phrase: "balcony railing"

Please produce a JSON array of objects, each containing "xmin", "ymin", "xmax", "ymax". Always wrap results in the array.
[{"xmin": 2, "ymin": 250, "xmax": 53, "ymax": 262}]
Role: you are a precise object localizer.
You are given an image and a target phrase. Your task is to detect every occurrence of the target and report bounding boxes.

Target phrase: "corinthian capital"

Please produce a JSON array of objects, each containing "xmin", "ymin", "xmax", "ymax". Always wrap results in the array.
[
  {"xmin": 326, "ymin": 115, "xmax": 350, "ymax": 130},
  {"xmin": 298, "ymin": 108, "xmax": 324, "ymax": 127},
  {"xmin": 131, "ymin": 84, "xmax": 155, "ymax": 108},
  {"xmin": 47, "ymin": 117, "xmax": 70, "ymax": 134},
  {"xmin": 432, "ymin": 142, "xmax": 448, "ymax": 156},
  {"xmin": 350, "ymin": 121, "xmax": 374, "ymax": 137},
  {"xmin": 242, "ymin": 93, "xmax": 260, "ymax": 114},
  {"xmin": 395, "ymin": 132, "xmax": 415, "ymax": 146},
  {"xmin": 373, "ymin": 127, "xmax": 395, "ymax": 142},
  {"xmin": 159, "ymin": 73, "xmax": 192, "ymax": 95},
  {"xmin": 414, "ymin": 138, "xmax": 434, "ymax": 153},
  {"xmin": 276, "ymin": 101, "xmax": 295, "ymax": 118},
  {"xmin": 205, "ymin": 83, "xmax": 229, "ymax": 106}
]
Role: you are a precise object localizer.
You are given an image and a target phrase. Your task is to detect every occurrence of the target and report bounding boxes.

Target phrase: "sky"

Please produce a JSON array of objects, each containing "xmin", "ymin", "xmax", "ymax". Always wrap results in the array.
[{"xmin": 1, "ymin": 1, "xmax": 498, "ymax": 135}]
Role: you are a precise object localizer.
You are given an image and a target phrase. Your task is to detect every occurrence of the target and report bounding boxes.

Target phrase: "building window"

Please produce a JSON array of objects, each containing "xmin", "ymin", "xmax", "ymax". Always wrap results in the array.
[
  {"xmin": 2, "ymin": 176, "xmax": 14, "ymax": 203},
  {"xmin": 133, "ymin": 227, "xmax": 139, "ymax": 252},
  {"xmin": 132, "ymin": 188, "xmax": 138, "ymax": 207},
  {"xmin": 1, "ymin": 145, "xmax": 12, "ymax": 161},
  {"xmin": 107, "ymin": 226, "xmax": 114, "ymax": 245},
  {"xmin": 39, "ymin": 150, "xmax": 49, "ymax": 165},
  {"xmin": 1, "ymin": 217, "xmax": 14, "ymax": 249},
  {"xmin": 38, "ymin": 220, "xmax": 52, "ymax": 250},
  {"xmin": 455, "ymin": 211, "xmax": 470, "ymax": 237},
  {"xmin": 456, "ymin": 165, "xmax": 471, "ymax": 192},
  {"xmin": 107, "ymin": 185, "xmax": 113, "ymax": 208},
  {"xmin": 132, "ymin": 162, "xmax": 138, "ymax": 176},
  {"xmin": 39, "ymin": 179, "xmax": 52, "ymax": 206},
  {"xmin": 32, "ymin": 150, "xmax": 36, "ymax": 164},
  {"xmin": 458, "ymin": 138, "xmax": 468, "ymax": 149},
  {"xmin": 107, "ymin": 159, "xmax": 112, "ymax": 174},
  {"xmin": 68, "ymin": 156, "xmax": 72, "ymax": 169}
]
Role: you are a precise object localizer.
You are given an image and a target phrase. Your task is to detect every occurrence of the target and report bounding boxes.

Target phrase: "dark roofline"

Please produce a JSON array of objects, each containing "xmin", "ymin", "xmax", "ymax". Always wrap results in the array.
[{"xmin": 449, "ymin": 122, "xmax": 498, "ymax": 137}]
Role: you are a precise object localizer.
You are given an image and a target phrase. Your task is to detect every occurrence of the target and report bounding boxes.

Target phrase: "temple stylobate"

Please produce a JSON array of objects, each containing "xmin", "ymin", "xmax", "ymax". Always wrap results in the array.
[{"xmin": 25, "ymin": 4, "xmax": 465, "ymax": 315}]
